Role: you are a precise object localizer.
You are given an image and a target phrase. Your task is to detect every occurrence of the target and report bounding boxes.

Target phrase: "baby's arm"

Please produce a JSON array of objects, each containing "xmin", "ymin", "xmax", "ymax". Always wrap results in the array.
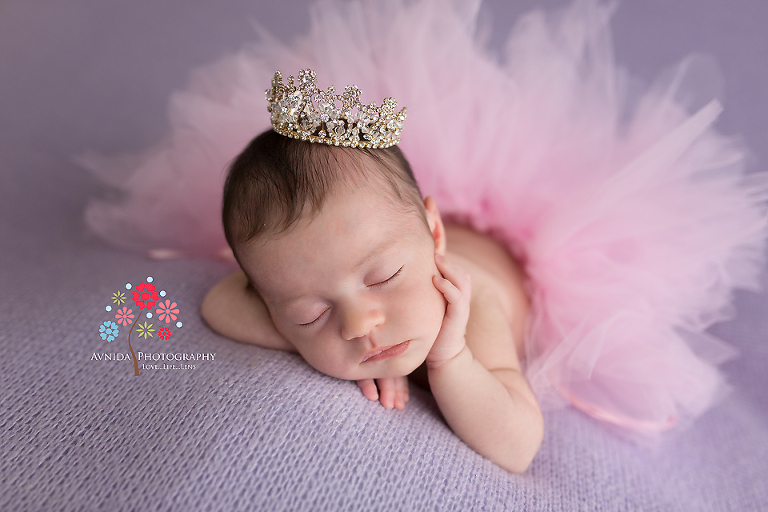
[
  {"xmin": 201, "ymin": 269, "xmax": 293, "ymax": 351},
  {"xmin": 429, "ymin": 254, "xmax": 544, "ymax": 474}
]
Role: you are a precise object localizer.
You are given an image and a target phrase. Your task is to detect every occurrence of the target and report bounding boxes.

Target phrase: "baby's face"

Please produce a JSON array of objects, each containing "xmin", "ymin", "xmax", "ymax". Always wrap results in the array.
[{"xmin": 240, "ymin": 181, "xmax": 446, "ymax": 381}]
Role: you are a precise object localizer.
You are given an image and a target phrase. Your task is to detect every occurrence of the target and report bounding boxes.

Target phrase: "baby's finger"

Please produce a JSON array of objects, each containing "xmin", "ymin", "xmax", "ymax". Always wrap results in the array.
[
  {"xmin": 435, "ymin": 253, "xmax": 471, "ymax": 293},
  {"xmin": 377, "ymin": 378, "xmax": 396, "ymax": 409},
  {"xmin": 394, "ymin": 376, "xmax": 409, "ymax": 410},
  {"xmin": 356, "ymin": 379, "xmax": 379, "ymax": 401},
  {"xmin": 433, "ymin": 274, "xmax": 464, "ymax": 304}
]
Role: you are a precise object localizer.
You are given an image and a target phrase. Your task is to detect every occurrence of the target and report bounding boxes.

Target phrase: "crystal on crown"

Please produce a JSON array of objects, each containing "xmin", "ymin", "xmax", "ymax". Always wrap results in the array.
[{"xmin": 266, "ymin": 69, "xmax": 406, "ymax": 149}]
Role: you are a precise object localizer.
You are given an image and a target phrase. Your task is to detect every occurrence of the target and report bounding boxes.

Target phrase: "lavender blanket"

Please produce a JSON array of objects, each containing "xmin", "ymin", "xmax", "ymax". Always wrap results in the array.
[{"xmin": 1, "ymin": 0, "xmax": 767, "ymax": 510}]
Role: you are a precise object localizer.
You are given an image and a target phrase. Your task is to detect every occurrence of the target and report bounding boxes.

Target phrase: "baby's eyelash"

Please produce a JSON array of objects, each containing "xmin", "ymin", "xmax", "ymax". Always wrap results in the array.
[
  {"xmin": 298, "ymin": 307, "xmax": 329, "ymax": 328},
  {"xmin": 369, "ymin": 266, "xmax": 403, "ymax": 289},
  {"xmin": 297, "ymin": 266, "xmax": 403, "ymax": 328}
]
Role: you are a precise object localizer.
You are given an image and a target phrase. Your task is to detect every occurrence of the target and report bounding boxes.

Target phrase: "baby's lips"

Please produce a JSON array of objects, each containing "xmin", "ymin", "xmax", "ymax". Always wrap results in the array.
[{"xmin": 361, "ymin": 341, "xmax": 410, "ymax": 363}]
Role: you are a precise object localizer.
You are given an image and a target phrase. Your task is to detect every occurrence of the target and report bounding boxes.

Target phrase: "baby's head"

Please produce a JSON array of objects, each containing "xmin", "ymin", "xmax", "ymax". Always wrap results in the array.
[{"xmin": 222, "ymin": 129, "xmax": 447, "ymax": 381}]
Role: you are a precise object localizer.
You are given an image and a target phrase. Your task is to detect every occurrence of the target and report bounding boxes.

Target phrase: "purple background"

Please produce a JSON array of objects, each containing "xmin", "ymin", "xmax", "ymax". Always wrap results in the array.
[{"xmin": 2, "ymin": 1, "xmax": 767, "ymax": 510}]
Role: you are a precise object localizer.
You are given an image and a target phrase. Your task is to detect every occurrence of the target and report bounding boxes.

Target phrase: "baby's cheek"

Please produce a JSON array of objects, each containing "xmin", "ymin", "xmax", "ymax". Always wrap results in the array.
[
  {"xmin": 409, "ymin": 277, "xmax": 446, "ymax": 337},
  {"xmin": 302, "ymin": 345, "xmax": 349, "ymax": 380}
]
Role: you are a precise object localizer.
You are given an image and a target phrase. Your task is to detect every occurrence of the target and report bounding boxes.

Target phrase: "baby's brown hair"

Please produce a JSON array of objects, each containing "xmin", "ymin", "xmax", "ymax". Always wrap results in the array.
[{"xmin": 222, "ymin": 130, "xmax": 427, "ymax": 270}]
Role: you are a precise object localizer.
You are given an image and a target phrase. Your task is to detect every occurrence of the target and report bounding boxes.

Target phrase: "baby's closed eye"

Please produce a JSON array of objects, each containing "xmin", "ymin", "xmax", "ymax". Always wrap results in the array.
[
  {"xmin": 367, "ymin": 265, "xmax": 403, "ymax": 289},
  {"xmin": 298, "ymin": 307, "xmax": 330, "ymax": 328},
  {"xmin": 295, "ymin": 265, "xmax": 404, "ymax": 328}
]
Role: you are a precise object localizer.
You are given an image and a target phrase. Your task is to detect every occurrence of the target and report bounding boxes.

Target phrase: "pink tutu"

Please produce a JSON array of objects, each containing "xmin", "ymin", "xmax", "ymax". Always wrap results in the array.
[{"xmin": 80, "ymin": 0, "xmax": 768, "ymax": 439}]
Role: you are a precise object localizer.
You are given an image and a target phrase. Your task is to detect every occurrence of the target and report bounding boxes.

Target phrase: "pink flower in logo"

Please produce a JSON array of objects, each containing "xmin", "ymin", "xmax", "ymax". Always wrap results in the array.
[
  {"xmin": 156, "ymin": 300, "xmax": 179, "ymax": 323},
  {"xmin": 132, "ymin": 282, "xmax": 159, "ymax": 310},
  {"xmin": 158, "ymin": 327, "xmax": 171, "ymax": 340},
  {"xmin": 115, "ymin": 307, "xmax": 135, "ymax": 326}
]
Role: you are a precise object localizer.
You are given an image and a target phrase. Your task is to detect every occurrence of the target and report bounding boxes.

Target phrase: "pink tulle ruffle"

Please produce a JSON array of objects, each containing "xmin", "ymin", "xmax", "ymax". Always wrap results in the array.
[{"xmin": 80, "ymin": 0, "xmax": 768, "ymax": 439}]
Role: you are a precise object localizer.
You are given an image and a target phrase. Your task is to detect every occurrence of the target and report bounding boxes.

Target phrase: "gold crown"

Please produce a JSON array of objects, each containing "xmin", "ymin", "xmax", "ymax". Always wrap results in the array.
[{"xmin": 266, "ymin": 69, "xmax": 406, "ymax": 149}]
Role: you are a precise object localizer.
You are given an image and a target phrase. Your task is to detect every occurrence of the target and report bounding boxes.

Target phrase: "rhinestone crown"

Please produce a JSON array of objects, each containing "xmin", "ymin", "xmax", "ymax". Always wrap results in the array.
[{"xmin": 266, "ymin": 69, "xmax": 406, "ymax": 149}]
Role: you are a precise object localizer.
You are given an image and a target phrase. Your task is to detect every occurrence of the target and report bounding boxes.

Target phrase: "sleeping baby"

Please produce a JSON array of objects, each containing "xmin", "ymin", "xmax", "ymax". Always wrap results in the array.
[{"xmin": 201, "ymin": 71, "xmax": 544, "ymax": 474}]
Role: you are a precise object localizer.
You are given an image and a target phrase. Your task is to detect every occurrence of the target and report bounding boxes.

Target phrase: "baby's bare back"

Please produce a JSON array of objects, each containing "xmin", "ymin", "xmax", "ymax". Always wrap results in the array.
[{"xmin": 443, "ymin": 224, "xmax": 529, "ymax": 365}]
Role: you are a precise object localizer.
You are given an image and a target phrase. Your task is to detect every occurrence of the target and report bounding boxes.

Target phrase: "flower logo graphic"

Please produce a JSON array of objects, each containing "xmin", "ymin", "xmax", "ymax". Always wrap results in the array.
[
  {"xmin": 132, "ymin": 282, "xmax": 159, "ymax": 310},
  {"xmin": 136, "ymin": 321, "xmax": 155, "ymax": 339},
  {"xmin": 157, "ymin": 300, "xmax": 179, "ymax": 323},
  {"xmin": 98, "ymin": 276, "xmax": 183, "ymax": 376},
  {"xmin": 115, "ymin": 307, "xmax": 134, "ymax": 326},
  {"xmin": 99, "ymin": 321, "xmax": 119, "ymax": 342}
]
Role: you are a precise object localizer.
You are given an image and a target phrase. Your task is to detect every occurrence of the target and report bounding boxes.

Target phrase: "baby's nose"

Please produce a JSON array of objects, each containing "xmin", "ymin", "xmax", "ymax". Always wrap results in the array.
[{"xmin": 341, "ymin": 304, "xmax": 384, "ymax": 341}]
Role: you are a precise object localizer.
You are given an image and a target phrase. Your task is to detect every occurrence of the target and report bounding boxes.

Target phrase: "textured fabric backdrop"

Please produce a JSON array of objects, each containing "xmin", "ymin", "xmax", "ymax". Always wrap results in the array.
[{"xmin": 1, "ymin": 1, "xmax": 767, "ymax": 510}]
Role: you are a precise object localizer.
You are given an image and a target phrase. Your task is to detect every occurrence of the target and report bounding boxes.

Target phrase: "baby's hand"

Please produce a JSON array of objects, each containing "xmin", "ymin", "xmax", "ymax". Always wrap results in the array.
[
  {"xmin": 427, "ymin": 253, "xmax": 472, "ymax": 369},
  {"xmin": 356, "ymin": 376, "xmax": 410, "ymax": 410}
]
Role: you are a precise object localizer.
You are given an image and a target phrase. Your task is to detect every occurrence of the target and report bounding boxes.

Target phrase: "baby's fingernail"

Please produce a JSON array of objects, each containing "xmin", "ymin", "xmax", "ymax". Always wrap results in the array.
[{"xmin": 435, "ymin": 253, "xmax": 443, "ymax": 261}]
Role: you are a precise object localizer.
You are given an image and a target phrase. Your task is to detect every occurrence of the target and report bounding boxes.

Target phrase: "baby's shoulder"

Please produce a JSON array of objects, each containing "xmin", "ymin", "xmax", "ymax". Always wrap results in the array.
[
  {"xmin": 443, "ymin": 224, "xmax": 528, "ymax": 316},
  {"xmin": 444, "ymin": 224, "xmax": 529, "ymax": 362}
]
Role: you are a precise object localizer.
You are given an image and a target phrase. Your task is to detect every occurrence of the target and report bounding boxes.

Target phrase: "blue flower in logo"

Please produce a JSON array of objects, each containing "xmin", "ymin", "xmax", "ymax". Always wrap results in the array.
[{"xmin": 99, "ymin": 321, "xmax": 119, "ymax": 342}]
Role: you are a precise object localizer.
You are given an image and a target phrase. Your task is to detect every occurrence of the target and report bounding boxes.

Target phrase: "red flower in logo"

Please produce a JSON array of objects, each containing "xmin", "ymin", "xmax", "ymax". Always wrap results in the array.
[
  {"xmin": 158, "ymin": 327, "xmax": 171, "ymax": 340},
  {"xmin": 132, "ymin": 282, "xmax": 159, "ymax": 310}
]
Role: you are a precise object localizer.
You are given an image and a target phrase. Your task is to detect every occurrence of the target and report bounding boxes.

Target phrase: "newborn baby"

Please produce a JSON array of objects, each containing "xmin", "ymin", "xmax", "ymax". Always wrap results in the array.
[{"xmin": 201, "ymin": 129, "xmax": 543, "ymax": 473}]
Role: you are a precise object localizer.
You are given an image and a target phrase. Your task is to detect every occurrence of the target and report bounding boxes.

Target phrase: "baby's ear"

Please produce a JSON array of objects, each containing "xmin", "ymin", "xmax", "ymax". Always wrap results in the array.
[{"xmin": 424, "ymin": 196, "xmax": 446, "ymax": 255}]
